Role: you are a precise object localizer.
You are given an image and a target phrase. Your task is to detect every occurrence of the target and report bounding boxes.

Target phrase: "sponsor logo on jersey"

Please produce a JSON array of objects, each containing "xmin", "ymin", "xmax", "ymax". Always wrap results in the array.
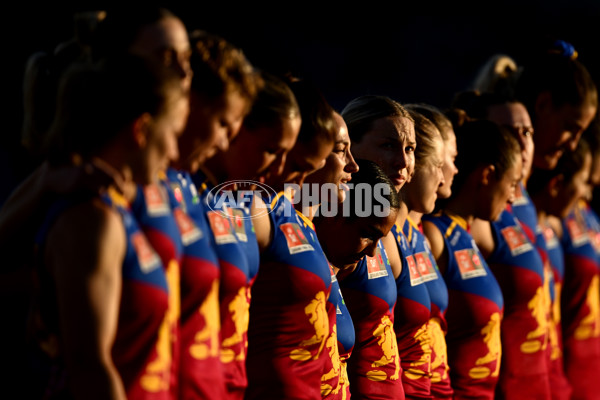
[
  {"xmin": 500, "ymin": 223, "xmax": 534, "ymax": 256},
  {"xmin": 131, "ymin": 232, "xmax": 162, "ymax": 273},
  {"xmin": 406, "ymin": 254, "xmax": 423, "ymax": 285},
  {"xmin": 280, "ymin": 222, "xmax": 314, "ymax": 254},
  {"xmin": 144, "ymin": 184, "xmax": 171, "ymax": 217},
  {"xmin": 454, "ymin": 248, "xmax": 487, "ymax": 279},
  {"xmin": 367, "ymin": 247, "xmax": 389, "ymax": 279},
  {"xmin": 566, "ymin": 217, "xmax": 590, "ymax": 247},
  {"xmin": 414, "ymin": 252, "xmax": 438, "ymax": 282},
  {"xmin": 173, "ymin": 208, "xmax": 203, "ymax": 245},
  {"xmin": 227, "ymin": 208, "xmax": 248, "ymax": 242},
  {"xmin": 449, "ymin": 230, "xmax": 462, "ymax": 247},
  {"xmin": 207, "ymin": 211, "xmax": 237, "ymax": 245},
  {"xmin": 170, "ymin": 182, "xmax": 186, "ymax": 212},
  {"xmin": 189, "ymin": 182, "xmax": 200, "ymax": 205}
]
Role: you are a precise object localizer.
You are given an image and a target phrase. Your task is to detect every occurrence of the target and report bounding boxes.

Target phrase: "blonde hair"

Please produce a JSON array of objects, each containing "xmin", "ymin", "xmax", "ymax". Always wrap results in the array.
[{"xmin": 471, "ymin": 54, "xmax": 520, "ymax": 98}]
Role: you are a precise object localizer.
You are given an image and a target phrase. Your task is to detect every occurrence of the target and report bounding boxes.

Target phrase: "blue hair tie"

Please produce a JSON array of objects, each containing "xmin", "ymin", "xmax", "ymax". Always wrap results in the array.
[{"xmin": 550, "ymin": 40, "xmax": 578, "ymax": 60}]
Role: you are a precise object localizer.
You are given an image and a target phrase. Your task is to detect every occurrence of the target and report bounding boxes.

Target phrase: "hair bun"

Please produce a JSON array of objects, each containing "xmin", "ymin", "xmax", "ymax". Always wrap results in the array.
[{"xmin": 549, "ymin": 40, "xmax": 578, "ymax": 60}]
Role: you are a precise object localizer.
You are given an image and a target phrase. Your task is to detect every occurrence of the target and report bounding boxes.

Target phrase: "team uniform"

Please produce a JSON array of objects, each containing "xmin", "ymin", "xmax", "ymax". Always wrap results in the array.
[
  {"xmin": 511, "ymin": 182, "xmax": 539, "ymax": 243},
  {"xmin": 560, "ymin": 202, "xmax": 600, "ymax": 400},
  {"xmin": 245, "ymin": 191, "xmax": 332, "ymax": 400},
  {"xmin": 487, "ymin": 207, "xmax": 551, "ymax": 399},
  {"xmin": 511, "ymin": 182, "xmax": 571, "ymax": 399},
  {"xmin": 192, "ymin": 173, "xmax": 259, "ymax": 400},
  {"xmin": 131, "ymin": 178, "xmax": 183, "ymax": 400},
  {"xmin": 338, "ymin": 239, "xmax": 404, "ymax": 399},
  {"xmin": 393, "ymin": 220, "xmax": 433, "ymax": 400},
  {"xmin": 166, "ymin": 168, "xmax": 225, "ymax": 400},
  {"xmin": 404, "ymin": 217, "xmax": 452, "ymax": 399},
  {"xmin": 321, "ymin": 264, "xmax": 355, "ymax": 400},
  {"xmin": 422, "ymin": 213, "xmax": 504, "ymax": 400},
  {"xmin": 581, "ymin": 200, "xmax": 600, "ymax": 259},
  {"xmin": 31, "ymin": 189, "xmax": 173, "ymax": 399},
  {"xmin": 540, "ymin": 219, "xmax": 573, "ymax": 400}
]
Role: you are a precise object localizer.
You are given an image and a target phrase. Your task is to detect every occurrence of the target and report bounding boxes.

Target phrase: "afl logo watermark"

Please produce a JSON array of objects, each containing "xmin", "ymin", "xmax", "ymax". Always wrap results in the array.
[{"xmin": 207, "ymin": 180, "xmax": 277, "ymax": 220}]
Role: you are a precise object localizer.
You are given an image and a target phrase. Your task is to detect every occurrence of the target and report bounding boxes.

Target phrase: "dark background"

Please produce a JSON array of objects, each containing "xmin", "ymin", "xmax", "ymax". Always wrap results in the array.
[
  {"xmin": 10, "ymin": 2, "xmax": 600, "ymax": 110},
  {"xmin": 4, "ymin": 2, "xmax": 600, "ymax": 199}
]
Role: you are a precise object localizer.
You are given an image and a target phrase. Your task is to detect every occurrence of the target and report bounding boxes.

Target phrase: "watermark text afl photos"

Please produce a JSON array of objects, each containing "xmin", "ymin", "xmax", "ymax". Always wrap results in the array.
[{"xmin": 208, "ymin": 180, "xmax": 392, "ymax": 219}]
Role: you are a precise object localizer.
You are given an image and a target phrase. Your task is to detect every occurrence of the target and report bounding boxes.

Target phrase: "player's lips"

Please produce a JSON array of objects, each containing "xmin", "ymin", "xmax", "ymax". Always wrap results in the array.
[
  {"xmin": 389, "ymin": 174, "xmax": 406, "ymax": 186},
  {"xmin": 339, "ymin": 176, "xmax": 352, "ymax": 191}
]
